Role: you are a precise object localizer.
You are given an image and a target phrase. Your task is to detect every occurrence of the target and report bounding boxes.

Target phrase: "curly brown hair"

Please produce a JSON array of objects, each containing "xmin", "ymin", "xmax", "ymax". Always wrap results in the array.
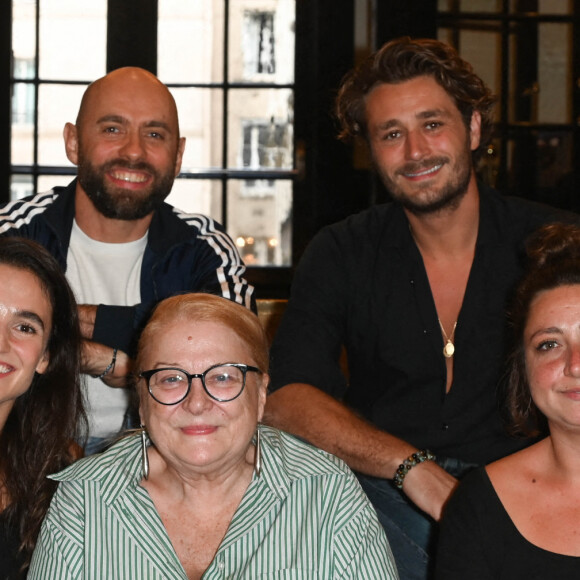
[
  {"xmin": 335, "ymin": 36, "xmax": 496, "ymax": 162},
  {"xmin": 506, "ymin": 223, "xmax": 580, "ymax": 436}
]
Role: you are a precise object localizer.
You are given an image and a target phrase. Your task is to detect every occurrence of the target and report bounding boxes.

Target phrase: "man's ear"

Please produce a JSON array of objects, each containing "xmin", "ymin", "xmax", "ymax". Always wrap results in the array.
[
  {"xmin": 174, "ymin": 137, "xmax": 186, "ymax": 177},
  {"xmin": 63, "ymin": 122, "xmax": 80, "ymax": 165},
  {"xmin": 469, "ymin": 111, "xmax": 482, "ymax": 152}
]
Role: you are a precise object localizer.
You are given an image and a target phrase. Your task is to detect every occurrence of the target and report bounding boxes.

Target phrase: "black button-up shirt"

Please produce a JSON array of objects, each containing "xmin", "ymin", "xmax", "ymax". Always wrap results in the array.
[{"xmin": 270, "ymin": 185, "xmax": 576, "ymax": 465}]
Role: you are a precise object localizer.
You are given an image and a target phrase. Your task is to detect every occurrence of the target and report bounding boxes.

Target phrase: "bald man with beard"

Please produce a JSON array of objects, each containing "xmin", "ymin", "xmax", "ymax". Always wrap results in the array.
[{"xmin": 0, "ymin": 67, "xmax": 254, "ymax": 453}]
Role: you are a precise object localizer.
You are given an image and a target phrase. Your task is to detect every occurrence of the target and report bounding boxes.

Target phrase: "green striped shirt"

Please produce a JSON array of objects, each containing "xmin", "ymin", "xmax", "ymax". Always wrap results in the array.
[{"xmin": 29, "ymin": 426, "xmax": 398, "ymax": 579}]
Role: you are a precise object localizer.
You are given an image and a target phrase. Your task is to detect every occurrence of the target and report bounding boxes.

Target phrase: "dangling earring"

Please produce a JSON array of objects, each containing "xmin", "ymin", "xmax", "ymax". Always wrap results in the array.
[
  {"xmin": 140, "ymin": 424, "xmax": 149, "ymax": 480},
  {"xmin": 254, "ymin": 426, "xmax": 262, "ymax": 478}
]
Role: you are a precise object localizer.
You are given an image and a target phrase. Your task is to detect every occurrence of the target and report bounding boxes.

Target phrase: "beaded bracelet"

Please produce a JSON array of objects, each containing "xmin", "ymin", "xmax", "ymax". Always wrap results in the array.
[
  {"xmin": 393, "ymin": 449, "xmax": 436, "ymax": 490},
  {"xmin": 97, "ymin": 348, "xmax": 118, "ymax": 380}
]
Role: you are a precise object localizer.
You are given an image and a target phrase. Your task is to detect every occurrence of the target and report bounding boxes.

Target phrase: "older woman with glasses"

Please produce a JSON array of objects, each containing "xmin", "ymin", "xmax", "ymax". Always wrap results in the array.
[{"xmin": 29, "ymin": 293, "xmax": 397, "ymax": 580}]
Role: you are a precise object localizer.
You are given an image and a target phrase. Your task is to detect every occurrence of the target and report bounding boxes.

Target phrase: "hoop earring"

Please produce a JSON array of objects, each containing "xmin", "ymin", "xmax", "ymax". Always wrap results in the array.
[
  {"xmin": 140, "ymin": 424, "xmax": 149, "ymax": 480},
  {"xmin": 254, "ymin": 426, "xmax": 262, "ymax": 478}
]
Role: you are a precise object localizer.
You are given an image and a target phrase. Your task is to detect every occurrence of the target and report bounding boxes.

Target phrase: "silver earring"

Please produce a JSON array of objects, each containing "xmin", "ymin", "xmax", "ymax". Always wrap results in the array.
[
  {"xmin": 254, "ymin": 426, "xmax": 262, "ymax": 477},
  {"xmin": 140, "ymin": 424, "xmax": 149, "ymax": 480}
]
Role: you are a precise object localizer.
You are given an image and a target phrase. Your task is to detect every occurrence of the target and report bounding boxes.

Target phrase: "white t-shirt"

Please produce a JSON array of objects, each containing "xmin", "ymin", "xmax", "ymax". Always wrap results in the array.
[{"xmin": 66, "ymin": 220, "xmax": 147, "ymax": 439}]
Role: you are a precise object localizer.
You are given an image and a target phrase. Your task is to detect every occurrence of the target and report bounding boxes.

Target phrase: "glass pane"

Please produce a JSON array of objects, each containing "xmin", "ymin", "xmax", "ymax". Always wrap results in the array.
[
  {"xmin": 227, "ymin": 88, "xmax": 294, "ymax": 171},
  {"xmin": 536, "ymin": 132, "xmax": 573, "ymax": 199},
  {"xmin": 166, "ymin": 178, "xmax": 222, "ymax": 222},
  {"xmin": 158, "ymin": 0, "xmax": 224, "ymax": 84},
  {"xmin": 458, "ymin": 0, "xmax": 501, "ymax": 12},
  {"xmin": 228, "ymin": 0, "xmax": 295, "ymax": 84},
  {"xmin": 38, "ymin": 174, "xmax": 74, "ymax": 195},
  {"xmin": 12, "ymin": 0, "xmax": 37, "ymax": 74},
  {"xmin": 538, "ymin": 23, "xmax": 571, "ymax": 123},
  {"xmin": 506, "ymin": 133, "xmax": 574, "ymax": 208},
  {"xmin": 39, "ymin": 0, "xmax": 106, "ymax": 80},
  {"xmin": 38, "ymin": 1, "xmax": 106, "ymax": 80},
  {"xmin": 172, "ymin": 88, "xmax": 224, "ymax": 171},
  {"xmin": 227, "ymin": 179, "xmax": 292, "ymax": 267},
  {"xmin": 536, "ymin": 0, "xmax": 571, "ymax": 14},
  {"xmin": 458, "ymin": 30, "xmax": 501, "ymax": 123},
  {"xmin": 437, "ymin": 28, "xmax": 454, "ymax": 46},
  {"xmin": 10, "ymin": 174, "xmax": 34, "ymax": 201},
  {"xmin": 37, "ymin": 84, "xmax": 86, "ymax": 166},
  {"xmin": 11, "ymin": 82, "xmax": 35, "ymax": 166}
]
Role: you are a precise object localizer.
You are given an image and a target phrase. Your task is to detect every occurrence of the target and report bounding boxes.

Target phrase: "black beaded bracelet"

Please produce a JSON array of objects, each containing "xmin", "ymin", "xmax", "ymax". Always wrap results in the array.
[
  {"xmin": 97, "ymin": 348, "xmax": 118, "ymax": 380},
  {"xmin": 393, "ymin": 449, "xmax": 436, "ymax": 490}
]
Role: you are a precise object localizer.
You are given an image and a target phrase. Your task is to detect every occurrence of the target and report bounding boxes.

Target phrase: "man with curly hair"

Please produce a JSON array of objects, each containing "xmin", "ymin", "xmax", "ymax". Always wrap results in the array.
[{"xmin": 265, "ymin": 37, "xmax": 574, "ymax": 579}]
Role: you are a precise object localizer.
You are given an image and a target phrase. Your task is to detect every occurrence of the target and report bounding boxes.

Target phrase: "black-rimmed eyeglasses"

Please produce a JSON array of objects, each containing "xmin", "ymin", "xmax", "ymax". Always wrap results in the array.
[{"xmin": 139, "ymin": 363, "xmax": 261, "ymax": 405}]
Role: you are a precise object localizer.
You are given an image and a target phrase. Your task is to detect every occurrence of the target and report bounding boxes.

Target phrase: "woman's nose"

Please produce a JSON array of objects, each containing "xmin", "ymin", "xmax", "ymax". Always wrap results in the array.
[
  {"xmin": 565, "ymin": 342, "xmax": 580, "ymax": 377},
  {"xmin": 181, "ymin": 378, "xmax": 214, "ymax": 413}
]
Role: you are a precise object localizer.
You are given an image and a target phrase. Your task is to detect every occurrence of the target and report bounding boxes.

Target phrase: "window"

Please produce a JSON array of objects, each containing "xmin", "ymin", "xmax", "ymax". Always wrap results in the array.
[
  {"xmin": 437, "ymin": 0, "xmax": 578, "ymax": 210},
  {"xmin": 243, "ymin": 11, "xmax": 276, "ymax": 77},
  {"xmin": 152, "ymin": 0, "xmax": 296, "ymax": 267},
  {"xmin": 241, "ymin": 117, "xmax": 292, "ymax": 194},
  {"xmin": 11, "ymin": 58, "xmax": 34, "ymax": 124},
  {"xmin": 9, "ymin": 0, "xmax": 296, "ymax": 268}
]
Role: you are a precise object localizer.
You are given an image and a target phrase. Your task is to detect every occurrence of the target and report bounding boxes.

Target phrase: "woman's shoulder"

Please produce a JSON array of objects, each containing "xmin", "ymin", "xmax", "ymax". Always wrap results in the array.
[
  {"xmin": 50, "ymin": 433, "xmax": 142, "ymax": 484},
  {"xmin": 259, "ymin": 426, "xmax": 375, "ymax": 522},
  {"xmin": 485, "ymin": 438, "xmax": 547, "ymax": 494},
  {"xmin": 260, "ymin": 426, "xmax": 355, "ymax": 481}
]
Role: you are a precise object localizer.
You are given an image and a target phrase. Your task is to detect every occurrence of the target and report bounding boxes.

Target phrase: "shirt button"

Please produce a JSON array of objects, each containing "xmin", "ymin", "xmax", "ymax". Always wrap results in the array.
[
  {"xmin": 217, "ymin": 561, "xmax": 225, "ymax": 571},
  {"xmin": 442, "ymin": 423, "xmax": 449, "ymax": 430}
]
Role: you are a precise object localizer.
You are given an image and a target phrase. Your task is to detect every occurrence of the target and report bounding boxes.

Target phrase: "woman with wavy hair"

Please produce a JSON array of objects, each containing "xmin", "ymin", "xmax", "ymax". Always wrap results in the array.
[{"xmin": 0, "ymin": 237, "xmax": 86, "ymax": 578}]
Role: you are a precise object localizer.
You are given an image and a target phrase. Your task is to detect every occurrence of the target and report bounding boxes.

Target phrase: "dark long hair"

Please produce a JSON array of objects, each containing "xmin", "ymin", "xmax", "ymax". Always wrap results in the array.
[
  {"xmin": 0, "ymin": 237, "xmax": 87, "ymax": 572},
  {"xmin": 506, "ymin": 223, "xmax": 580, "ymax": 436},
  {"xmin": 335, "ymin": 36, "xmax": 496, "ymax": 162}
]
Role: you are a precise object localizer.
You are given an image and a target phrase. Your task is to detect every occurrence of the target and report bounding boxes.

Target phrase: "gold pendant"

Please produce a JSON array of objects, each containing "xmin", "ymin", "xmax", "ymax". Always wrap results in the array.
[{"xmin": 443, "ymin": 340, "xmax": 455, "ymax": 358}]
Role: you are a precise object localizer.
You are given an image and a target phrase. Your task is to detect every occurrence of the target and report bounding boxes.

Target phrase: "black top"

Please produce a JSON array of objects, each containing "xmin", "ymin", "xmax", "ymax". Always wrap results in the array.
[
  {"xmin": 269, "ymin": 185, "xmax": 576, "ymax": 464},
  {"xmin": 436, "ymin": 467, "xmax": 580, "ymax": 579},
  {"xmin": 0, "ymin": 514, "xmax": 24, "ymax": 580}
]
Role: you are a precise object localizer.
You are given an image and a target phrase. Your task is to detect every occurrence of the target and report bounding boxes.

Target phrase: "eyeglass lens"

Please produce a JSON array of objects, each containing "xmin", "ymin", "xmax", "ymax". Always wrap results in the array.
[{"xmin": 148, "ymin": 365, "xmax": 245, "ymax": 404}]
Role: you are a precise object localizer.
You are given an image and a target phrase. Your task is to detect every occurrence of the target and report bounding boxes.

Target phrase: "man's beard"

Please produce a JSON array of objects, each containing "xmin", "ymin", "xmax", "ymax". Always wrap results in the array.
[
  {"xmin": 77, "ymin": 158, "xmax": 175, "ymax": 221},
  {"xmin": 376, "ymin": 145, "xmax": 473, "ymax": 216}
]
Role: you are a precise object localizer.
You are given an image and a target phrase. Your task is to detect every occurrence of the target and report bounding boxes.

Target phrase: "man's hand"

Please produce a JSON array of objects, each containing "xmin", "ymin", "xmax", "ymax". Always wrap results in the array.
[
  {"xmin": 398, "ymin": 459, "xmax": 458, "ymax": 521},
  {"xmin": 81, "ymin": 340, "xmax": 132, "ymax": 388},
  {"xmin": 78, "ymin": 305, "xmax": 98, "ymax": 340},
  {"xmin": 265, "ymin": 383, "xmax": 459, "ymax": 520}
]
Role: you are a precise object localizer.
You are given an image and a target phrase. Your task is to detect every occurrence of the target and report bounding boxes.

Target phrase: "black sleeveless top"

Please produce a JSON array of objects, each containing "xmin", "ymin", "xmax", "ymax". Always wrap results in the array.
[{"xmin": 0, "ymin": 513, "xmax": 24, "ymax": 580}]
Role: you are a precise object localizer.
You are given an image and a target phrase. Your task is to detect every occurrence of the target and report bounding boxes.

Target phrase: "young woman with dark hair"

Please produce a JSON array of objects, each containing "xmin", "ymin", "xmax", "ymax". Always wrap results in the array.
[
  {"xmin": 0, "ymin": 237, "xmax": 86, "ymax": 578},
  {"xmin": 437, "ymin": 223, "xmax": 580, "ymax": 579}
]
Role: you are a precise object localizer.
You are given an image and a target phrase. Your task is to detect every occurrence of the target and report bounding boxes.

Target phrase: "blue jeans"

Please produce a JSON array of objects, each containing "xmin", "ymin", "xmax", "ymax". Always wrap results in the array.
[
  {"xmin": 83, "ymin": 408, "xmax": 138, "ymax": 456},
  {"xmin": 84, "ymin": 436, "xmax": 112, "ymax": 456},
  {"xmin": 356, "ymin": 457, "xmax": 477, "ymax": 580}
]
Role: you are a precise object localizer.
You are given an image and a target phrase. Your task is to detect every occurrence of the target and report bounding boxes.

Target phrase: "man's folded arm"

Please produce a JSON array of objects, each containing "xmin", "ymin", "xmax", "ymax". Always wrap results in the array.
[{"xmin": 264, "ymin": 382, "xmax": 458, "ymax": 521}]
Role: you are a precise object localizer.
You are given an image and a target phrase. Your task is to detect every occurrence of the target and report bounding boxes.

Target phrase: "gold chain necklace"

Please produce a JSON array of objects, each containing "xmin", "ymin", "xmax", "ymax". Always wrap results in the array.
[{"xmin": 438, "ymin": 319, "xmax": 457, "ymax": 358}]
